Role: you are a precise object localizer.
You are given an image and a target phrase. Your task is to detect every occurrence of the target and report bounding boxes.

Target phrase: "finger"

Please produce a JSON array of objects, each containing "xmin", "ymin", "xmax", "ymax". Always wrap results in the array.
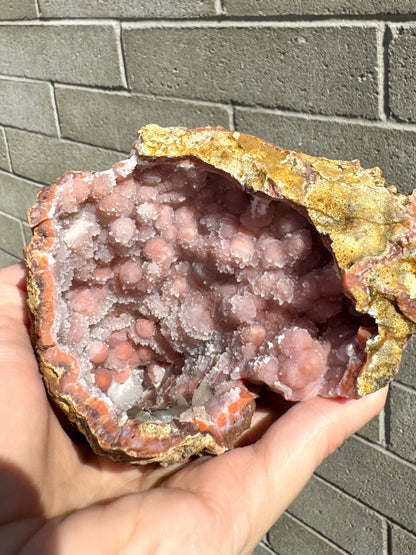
[
  {"xmin": 168, "ymin": 387, "xmax": 387, "ymax": 554},
  {"xmin": 0, "ymin": 262, "xmax": 31, "ymax": 343}
]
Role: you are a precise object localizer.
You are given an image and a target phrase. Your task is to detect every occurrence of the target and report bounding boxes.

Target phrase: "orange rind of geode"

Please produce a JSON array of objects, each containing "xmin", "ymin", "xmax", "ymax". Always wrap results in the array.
[{"xmin": 24, "ymin": 124, "xmax": 416, "ymax": 465}]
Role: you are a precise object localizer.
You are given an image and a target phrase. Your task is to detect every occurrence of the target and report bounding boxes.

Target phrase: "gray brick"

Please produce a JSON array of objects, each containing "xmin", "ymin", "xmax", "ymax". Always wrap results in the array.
[
  {"xmin": 356, "ymin": 412, "xmax": 381, "ymax": 444},
  {"xmin": 0, "ymin": 249, "xmax": 19, "ymax": 269},
  {"xmin": 389, "ymin": 26, "xmax": 416, "ymax": 124},
  {"xmin": 223, "ymin": 0, "xmax": 416, "ymax": 16},
  {"xmin": 0, "ymin": 128, "xmax": 10, "ymax": 172},
  {"xmin": 39, "ymin": 0, "xmax": 216, "ymax": 18},
  {"xmin": 268, "ymin": 513, "xmax": 345, "ymax": 555},
  {"xmin": 0, "ymin": 171, "xmax": 41, "ymax": 220},
  {"xmin": 235, "ymin": 109, "xmax": 416, "ymax": 194},
  {"xmin": 55, "ymin": 86, "xmax": 231, "ymax": 153},
  {"xmin": 0, "ymin": 214, "xmax": 23, "ymax": 258},
  {"xmin": 316, "ymin": 436, "xmax": 416, "ymax": 534},
  {"xmin": 0, "ymin": 79, "xmax": 57, "ymax": 135},
  {"xmin": 123, "ymin": 25, "xmax": 379, "ymax": 119},
  {"xmin": 22, "ymin": 222, "xmax": 33, "ymax": 247},
  {"xmin": 252, "ymin": 541, "xmax": 275, "ymax": 555},
  {"xmin": 0, "ymin": 0, "xmax": 38, "ymax": 19},
  {"xmin": 6, "ymin": 129, "xmax": 123, "ymax": 185},
  {"xmin": 287, "ymin": 475, "xmax": 383, "ymax": 554},
  {"xmin": 396, "ymin": 336, "xmax": 416, "ymax": 389},
  {"xmin": 0, "ymin": 25, "xmax": 123, "ymax": 88},
  {"xmin": 391, "ymin": 524, "xmax": 416, "ymax": 555},
  {"xmin": 388, "ymin": 383, "xmax": 416, "ymax": 465}
]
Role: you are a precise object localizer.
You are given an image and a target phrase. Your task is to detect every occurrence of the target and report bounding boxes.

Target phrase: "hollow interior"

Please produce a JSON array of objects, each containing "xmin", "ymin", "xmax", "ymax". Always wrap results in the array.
[{"xmin": 51, "ymin": 157, "xmax": 376, "ymax": 427}]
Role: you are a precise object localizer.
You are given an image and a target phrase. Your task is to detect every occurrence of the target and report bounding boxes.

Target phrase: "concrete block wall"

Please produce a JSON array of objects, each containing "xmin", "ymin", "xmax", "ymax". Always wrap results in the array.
[{"xmin": 0, "ymin": 2, "xmax": 415, "ymax": 554}]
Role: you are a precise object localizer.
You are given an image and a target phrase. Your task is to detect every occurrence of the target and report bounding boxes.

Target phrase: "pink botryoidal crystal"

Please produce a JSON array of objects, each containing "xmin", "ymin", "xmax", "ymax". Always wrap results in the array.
[{"xmin": 25, "ymin": 125, "xmax": 416, "ymax": 464}]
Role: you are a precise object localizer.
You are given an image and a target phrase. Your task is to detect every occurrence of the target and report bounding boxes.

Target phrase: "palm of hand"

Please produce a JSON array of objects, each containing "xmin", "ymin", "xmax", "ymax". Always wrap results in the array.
[{"xmin": 0, "ymin": 264, "xmax": 386, "ymax": 555}]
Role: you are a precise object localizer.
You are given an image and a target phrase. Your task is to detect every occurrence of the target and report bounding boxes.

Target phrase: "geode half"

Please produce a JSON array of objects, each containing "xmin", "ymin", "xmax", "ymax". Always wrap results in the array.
[{"xmin": 25, "ymin": 124, "xmax": 416, "ymax": 464}]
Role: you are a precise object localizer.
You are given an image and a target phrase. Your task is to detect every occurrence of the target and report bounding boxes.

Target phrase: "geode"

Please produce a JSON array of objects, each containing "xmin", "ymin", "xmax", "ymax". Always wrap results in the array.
[{"xmin": 25, "ymin": 124, "xmax": 416, "ymax": 464}]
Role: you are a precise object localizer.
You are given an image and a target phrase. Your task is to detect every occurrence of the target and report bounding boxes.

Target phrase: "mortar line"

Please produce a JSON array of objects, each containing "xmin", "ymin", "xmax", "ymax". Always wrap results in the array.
[
  {"xmin": 383, "ymin": 25, "xmax": 393, "ymax": 120},
  {"xmin": 50, "ymin": 82, "xmax": 62, "ymax": 138},
  {"xmin": 1, "ymin": 14, "xmax": 416, "ymax": 24},
  {"xmin": 34, "ymin": 0, "xmax": 41, "ymax": 18},
  {"xmin": 384, "ymin": 520, "xmax": 391, "ymax": 555},
  {"xmin": 1, "ymin": 127, "xmax": 13, "ymax": 173},
  {"xmin": 376, "ymin": 23, "xmax": 387, "ymax": 121},
  {"xmin": 116, "ymin": 21, "xmax": 129, "ymax": 90},
  {"xmin": 281, "ymin": 511, "xmax": 351, "ymax": 555},
  {"xmin": 0, "ymin": 18, "xmax": 398, "ymax": 27},
  {"xmin": 19, "ymin": 220, "xmax": 27, "ymax": 251},
  {"xmin": 214, "ymin": 0, "xmax": 224, "ymax": 17}
]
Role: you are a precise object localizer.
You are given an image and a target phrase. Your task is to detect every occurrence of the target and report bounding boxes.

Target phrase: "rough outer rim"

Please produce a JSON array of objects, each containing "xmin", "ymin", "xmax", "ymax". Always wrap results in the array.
[{"xmin": 25, "ymin": 124, "xmax": 416, "ymax": 464}]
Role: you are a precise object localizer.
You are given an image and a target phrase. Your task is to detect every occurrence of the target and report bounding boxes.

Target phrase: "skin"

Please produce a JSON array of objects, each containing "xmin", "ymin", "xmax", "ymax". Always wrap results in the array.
[{"xmin": 0, "ymin": 262, "xmax": 387, "ymax": 555}]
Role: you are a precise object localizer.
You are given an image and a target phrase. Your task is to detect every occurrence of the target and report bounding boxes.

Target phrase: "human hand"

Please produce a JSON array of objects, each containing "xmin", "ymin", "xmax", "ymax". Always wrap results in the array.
[{"xmin": 0, "ymin": 262, "xmax": 387, "ymax": 555}]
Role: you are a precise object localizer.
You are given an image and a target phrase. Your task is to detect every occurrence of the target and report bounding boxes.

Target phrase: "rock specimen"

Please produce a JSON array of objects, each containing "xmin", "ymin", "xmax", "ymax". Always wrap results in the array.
[{"xmin": 25, "ymin": 124, "xmax": 416, "ymax": 464}]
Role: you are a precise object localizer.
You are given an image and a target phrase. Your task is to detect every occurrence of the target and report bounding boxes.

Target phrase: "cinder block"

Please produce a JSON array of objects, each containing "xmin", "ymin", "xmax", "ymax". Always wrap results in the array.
[
  {"xmin": 0, "ymin": 171, "xmax": 41, "ymax": 220},
  {"xmin": 287, "ymin": 475, "xmax": 383, "ymax": 554},
  {"xmin": 223, "ymin": 0, "xmax": 416, "ymax": 16},
  {"xmin": 268, "ymin": 513, "xmax": 346, "ymax": 555},
  {"xmin": 390, "ymin": 524, "xmax": 416, "ymax": 555},
  {"xmin": 22, "ymin": 222, "xmax": 33, "ymax": 246},
  {"xmin": 123, "ymin": 25, "xmax": 379, "ymax": 119},
  {"xmin": 252, "ymin": 541, "xmax": 275, "ymax": 555},
  {"xmin": 0, "ymin": 128, "xmax": 10, "ymax": 171},
  {"xmin": 0, "ymin": 0, "xmax": 38, "ymax": 19},
  {"xmin": 316, "ymin": 435, "xmax": 416, "ymax": 534},
  {"xmin": 6, "ymin": 129, "xmax": 123, "ymax": 185},
  {"xmin": 388, "ymin": 383, "xmax": 416, "ymax": 464},
  {"xmin": 39, "ymin": 0, "xmax": 216, "ymax": 18},
  {"xmin": 55, "ymin": 86, "xmax": 231, "ymax": 153},
  {"xmin": 0, "ymin": 24, "xmax": 124, "ymax": 88},
  {"xmin": 0, "ymin": 79, "xmax": 57, "ymax": 135},
  {"xmin": 0, "ymin": 214, "xmax": 24, "ymax": 258},
  {"xmin": 0, "ymin": 249, "xmax": 19, "ymax": 269},
  {"xmin": 389, "ymin": 25, "xmax": 416, "ymax": 123},
  {"xmin": 356, "ymin": 412, "xmax": 381, "ymax": 444},
  {"xmin": 396, "ymin": 335, "xmax": 416, "ymax": 389},
  {"xmin": 235, "ymin": 108, "xmax": 416, "ymax": 194}
]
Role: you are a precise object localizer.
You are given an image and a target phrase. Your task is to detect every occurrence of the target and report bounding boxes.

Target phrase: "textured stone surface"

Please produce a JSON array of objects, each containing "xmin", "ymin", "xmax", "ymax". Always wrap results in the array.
[
  {"xmin": 317, "ymin": 436, "xmax": 416, "ymax": 534},
  {"xmin": 235, "ymin": 108, "xmax": 416, "ymax": 194},
  {"xmin": 0, "ymin": 0, "xmax": 38, "ymax": 19},
  {"xmin": 252, "ymin": 542, "xmax": 275, "ymax": 555},
  {"xmin": 0, "ymin": 79, "xmax": 57, "ymax": 135},
  {"xmin": 287, "ymin": 475, "xmax": 383, "ymax": 554},
  {"xmin": 0, "ymin": 171, "xmax": 41, "ymax": 220},
  {"xmin": 387, "ymin": 383, "xmax": 416, "ymax": 464},
  {"xmin": 0, "ymin": 25, "xmax": 124, "ymax": 88},
  {"xmin": 123, "ymin": 26, "xmax": 379, "ymax": 119},
  {"xmin": 223, "ymin": 0, "xmax": 416, "ymax": 15},
  {"xmin": 390, "ymin": 525, "xmax": 416, "ymax": 555},
  {"xmin": 55, "ymin": 86, "xmax": 230, "ymax": 152},
  {"xmin": 39, "ymin": 0, "xmax": 216, "ymax": 17},
  {"xmin": 6, "ymin": 129, "xmax": 123, "ymax": 185},
  {"xmin": 0, "ymin": 214, "xmax": 23, "ymax": 258},
  {"xmin": 0, "ymin": 249, "xmax": 19, "ymax": 269},
  {"xmin": 389, "ymin": 25, "xmax": 416, "ymax": 124},
  {"xmin": 0, "ymin": 128, "xmax": 10, "ymax": 172},
  {"xmin": 356, "ymin": 412, "xmax": 382, "ymax": 444},
  {"xmin": 268, "ymin": 513, "xmax": 345, "ymax": 555}
]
